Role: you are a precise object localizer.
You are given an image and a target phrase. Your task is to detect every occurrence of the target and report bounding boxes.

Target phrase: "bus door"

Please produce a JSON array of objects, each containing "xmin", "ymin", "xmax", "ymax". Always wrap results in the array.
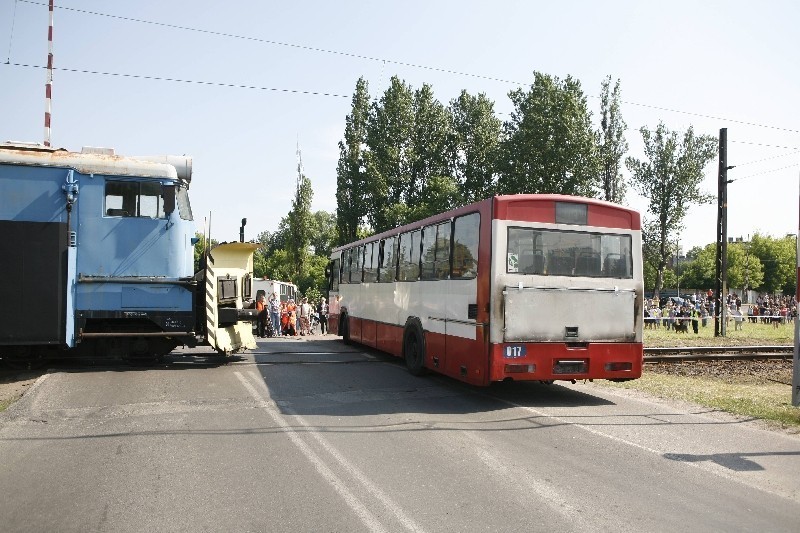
[{"xmin": 444, "ymin": 212, "xmax": 483, "ymax": 384}]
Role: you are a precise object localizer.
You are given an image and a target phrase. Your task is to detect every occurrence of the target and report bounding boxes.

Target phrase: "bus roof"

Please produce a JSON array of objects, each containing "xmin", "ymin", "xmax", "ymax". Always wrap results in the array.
[{"xmin": 332, "ymin": 194, "xmax": 640, "ymax": 253}]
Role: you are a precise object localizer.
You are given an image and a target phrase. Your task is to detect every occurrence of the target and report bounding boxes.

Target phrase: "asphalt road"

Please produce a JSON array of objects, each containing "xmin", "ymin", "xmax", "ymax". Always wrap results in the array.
[{"xmin": 1, "ymin": 336, "xmax": 799, "ymax": 532}]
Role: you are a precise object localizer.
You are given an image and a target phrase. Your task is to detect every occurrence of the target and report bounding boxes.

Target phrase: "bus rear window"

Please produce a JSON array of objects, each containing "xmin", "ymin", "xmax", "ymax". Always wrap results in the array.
[{"xmin": 507, "ymin": 227, "xmax": 632, "ymax": 278}]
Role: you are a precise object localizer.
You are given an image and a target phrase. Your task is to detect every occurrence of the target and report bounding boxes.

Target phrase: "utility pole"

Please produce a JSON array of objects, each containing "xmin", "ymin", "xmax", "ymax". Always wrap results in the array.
[
  {"xmin": 675, "ymin": 239, "xmax": 680, "ymax": 298},
  {"xmin": 715, "ymin": 128, "xmax": 736, "ymax": 336},
  {"xmin": 715, "ymin": 128, "xmax": 729, "ymax": 337}
]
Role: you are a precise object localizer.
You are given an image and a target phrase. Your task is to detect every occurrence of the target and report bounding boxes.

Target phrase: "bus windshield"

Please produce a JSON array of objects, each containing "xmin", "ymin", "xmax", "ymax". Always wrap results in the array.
[{"xmin": 507, "ymin": 227, "xmax": 632, "ymax": 278}]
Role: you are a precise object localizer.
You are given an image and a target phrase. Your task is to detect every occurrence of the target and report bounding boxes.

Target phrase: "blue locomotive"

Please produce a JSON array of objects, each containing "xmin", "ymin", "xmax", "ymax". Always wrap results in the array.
[{"xmin": 0, "ymin": 142, "xmax": 257, "ymax": 367}]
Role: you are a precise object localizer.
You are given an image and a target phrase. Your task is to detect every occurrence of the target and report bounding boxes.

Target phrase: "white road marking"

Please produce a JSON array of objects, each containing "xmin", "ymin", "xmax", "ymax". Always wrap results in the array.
[
  {"xmin": 483, "ymin": 390, "xmax": 799, "ymax": 503},
  {"xmin": 236, "ymin": 371, "xmax": 427, "ymax": 533},
  {"xmin": 459, "ymin": 430, "xmax": 601, "ymax": 533}
]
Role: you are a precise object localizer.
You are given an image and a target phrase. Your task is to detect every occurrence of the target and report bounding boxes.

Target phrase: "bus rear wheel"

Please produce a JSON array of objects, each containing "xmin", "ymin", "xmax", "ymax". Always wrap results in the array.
[{"xmin": 403, "ymin": 326, "xmax": 426, "ymax": 376}]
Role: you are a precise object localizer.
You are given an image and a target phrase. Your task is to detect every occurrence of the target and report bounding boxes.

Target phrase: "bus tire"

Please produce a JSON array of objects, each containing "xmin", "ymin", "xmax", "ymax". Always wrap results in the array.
[
  {"xmin": 340, "ymin": 313, "xmax": 351, "ymax": 345},
  {"xmin": 403, "ymin": 324, "xmax": 426, "ymax": 376}
]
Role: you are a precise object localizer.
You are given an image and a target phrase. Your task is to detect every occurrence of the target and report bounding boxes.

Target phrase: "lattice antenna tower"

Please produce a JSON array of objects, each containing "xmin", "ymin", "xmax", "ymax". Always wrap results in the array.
[{"xmin": 296, "ymin": 137, "xmax": 304, "ymax": 195}]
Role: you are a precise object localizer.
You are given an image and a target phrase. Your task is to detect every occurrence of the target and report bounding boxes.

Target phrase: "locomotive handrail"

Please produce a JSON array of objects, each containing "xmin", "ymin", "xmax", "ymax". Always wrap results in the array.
[{"xmin": 77, "ymin": 274, "xmax": 196, "ymax": 286}]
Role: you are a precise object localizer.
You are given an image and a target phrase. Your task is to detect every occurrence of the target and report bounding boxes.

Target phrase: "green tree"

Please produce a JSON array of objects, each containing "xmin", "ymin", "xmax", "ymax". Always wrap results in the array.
[
  {"xmin": 449, "ymin": 90, "xmax": 502, "ymax": 203},
  {"xmin": 678, "ymin": 244, "xmax": 716, "ymax": 291},
  {"xmin": 497, "ymin": 72, "xmax": 599, "ymax": 196},
  {"xmin": 288, "ymin": 168, "xmax": 314, "ymax": 280},
  {"xmin": 296, "ymin": 255, "xmax": 329, "ymax": 300},
  {"xmin": 408, "ymin": 83, "xmax": 454, "ymax": 208},
  {"xmin": 336, "ymin": 77, "xmax": 371, "ymax": 245},
  {"xmin": 626, "ymin": 122, "xmax": 717, "ymax": 299},
  {"xmin": 263, "ymin": 248, "xmax": 295, "ymax": 284},
  {"xmin": 310, "ymin": 210, "xmax": 338, "ymax": 259},
  {"xmin": 749, "ymin": 234, "xmax": 796, "ymax": 294},
  {"xmin": 598, "ymin": 76, "xmax": 628, "ymax": 203},
  {"xmin": 728, "ymin": 243, "xmax": 764, "ymax": 293},
  {"xmin": 677, "ymin": 242, "xmax": 763, "ymax": 294},
  {"xmin": 252, "ymin": 230, "xmax": 273, "ymax": 278},
  {"xmin": 644, "ymin": 261, "xmax": 676, "ymax": 292},
  {"xmin": 390, "ymin": 175, "xmax": 462, "ymax": 224},
  {"xmin": 365, "ymin": 76, "xmax": 415, "ymax": 233}
]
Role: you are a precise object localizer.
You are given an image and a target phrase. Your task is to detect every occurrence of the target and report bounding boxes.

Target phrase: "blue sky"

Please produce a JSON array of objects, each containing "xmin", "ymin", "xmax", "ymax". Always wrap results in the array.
[{"xmin": 1, "ymin": 0, "xmax": 798, "ymax": 251}]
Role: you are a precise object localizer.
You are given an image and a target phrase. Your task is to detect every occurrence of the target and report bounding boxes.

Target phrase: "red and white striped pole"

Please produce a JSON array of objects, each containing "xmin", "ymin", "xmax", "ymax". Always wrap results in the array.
[{"xmin": 43, "ymin": 0, "xmax": 54, "ymax": 147}]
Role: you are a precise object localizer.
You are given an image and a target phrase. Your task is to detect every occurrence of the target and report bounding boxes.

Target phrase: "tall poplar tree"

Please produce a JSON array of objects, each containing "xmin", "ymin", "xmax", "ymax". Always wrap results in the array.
[
  {"xmin": 336, "ymin": 77, "xmax": 370, "ymax": 245},
  {"xmin": 408, "ymin": 83, "xmax": 454, "ymax": 207},
  {"xmin": 449, "ymin": 90, "xmax": 502, "ymax": 203},
  {"xmin": 288, "ymin": 162, "xmax": 314, "ymax": 281},
  {"xmin": 365, "ymin": 76, "xmax": 415, "ymax": 232},
  {"xmin": 598, "ymin": 76, "xmax": 628, "ymax": 203},
  {"xmin": 626, "ymin": 122, "xmax": 717, "ymax": 298},
  {"xmin": 497, "ymin": 72, "xmax": 599, "ymax": 196}
]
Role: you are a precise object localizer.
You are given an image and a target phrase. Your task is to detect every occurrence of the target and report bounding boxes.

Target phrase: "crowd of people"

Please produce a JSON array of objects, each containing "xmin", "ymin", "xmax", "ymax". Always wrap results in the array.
[
  {"xmin": 644, "ymin": 290, "xmax": 798, "ymax": 334},
  {"xmin": 254, "ymin": 292, "xmax": 329, "ymax": 338}
]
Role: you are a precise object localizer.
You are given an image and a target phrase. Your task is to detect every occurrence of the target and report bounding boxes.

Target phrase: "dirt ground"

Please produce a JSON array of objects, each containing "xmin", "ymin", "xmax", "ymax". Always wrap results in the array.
[
  {"xmin": 645, "ymin": 359, "xmax": 794, "ymax": 385},
  {"xmin": 0, "ymin": 366, "xmax": 45, "ymax": 409}
]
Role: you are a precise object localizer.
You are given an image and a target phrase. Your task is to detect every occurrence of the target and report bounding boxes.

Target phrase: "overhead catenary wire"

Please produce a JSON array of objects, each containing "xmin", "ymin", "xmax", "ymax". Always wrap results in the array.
[
  {"xmin": 730, "ymin": 163, "xmax": 800, "ymax": 182},
  {"xmin": 4, "ymin": 62, "xmax": 351, "ymax": 99},
  {"xmin": 735, "ymin": 150, "xmax": 800, "ymax": 167},
  {"xmin": 5, "ymin": 0, "xmax": 18, "ymax": 63},
  {"xmin": 730, "ymin": 139, "xmax": 800, "ymax": 150},
  {"xmin": 15, "ymin": 0, "xmax": 800, "ymax": 136}
]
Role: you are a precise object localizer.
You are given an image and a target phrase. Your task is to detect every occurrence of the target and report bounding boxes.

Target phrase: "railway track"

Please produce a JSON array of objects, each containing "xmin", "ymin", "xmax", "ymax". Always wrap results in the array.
[{"xmin": 644, "ymin": 345, "xmax": 794, "ymax": 363}]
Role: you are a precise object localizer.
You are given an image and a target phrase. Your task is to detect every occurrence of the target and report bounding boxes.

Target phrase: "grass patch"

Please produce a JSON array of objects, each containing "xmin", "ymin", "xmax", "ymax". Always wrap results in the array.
[
  {"xmin": 644, "ymin": 320, "xmax": 794, "ymax": 347},
  {"xmin": 604, "ymin": 370, "xmax": 800, "ymax": 429},
  {"xmin": 0, "ymin": 397, "xmax": 13, "ymax": 413},
  {"xmin": 603, "ymin": 323, "xmax": 800, "ymax": 428}
]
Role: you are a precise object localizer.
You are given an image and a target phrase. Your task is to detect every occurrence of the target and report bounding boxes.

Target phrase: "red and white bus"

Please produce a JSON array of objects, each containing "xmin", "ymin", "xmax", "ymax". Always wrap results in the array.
[{"xmin": 327, "ymin": 194, "xmax": 643, "ymax": 386}]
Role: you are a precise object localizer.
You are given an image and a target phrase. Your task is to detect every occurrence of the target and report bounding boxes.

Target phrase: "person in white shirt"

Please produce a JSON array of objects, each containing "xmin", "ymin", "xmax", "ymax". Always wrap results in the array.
[{"xmin": 299, "ymin": 298, "xmax": 312, "ymax": 335}]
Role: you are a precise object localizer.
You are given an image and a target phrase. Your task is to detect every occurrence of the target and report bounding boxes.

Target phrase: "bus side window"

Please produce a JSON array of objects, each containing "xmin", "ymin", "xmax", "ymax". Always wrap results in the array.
[
  {"xmin": 398, "ymin": 230, "xmax": 420, "ymax": 281},
  {"xmin": 363, "ymin": 242, "xmax": 378, "ymax": 283},
  {"xmin": 353, "ymin": 245, "xmax": 364, "ymax": 284},
  {"xmin": 378, "ymin": 236, "xmax": 396, "ymax": 283},
  {"xmin": 420, "ymin": 225, "xmax": 437, "ymax": 280},
  {"xmin": 452, "ymin": 213, "xmax": 479, "ymax": 279},
  {"xmin": 341, "ymin": 248, "xmax": 351, "ymax": 284},
  {"xmin": 434, "ymin": 221, "xmax": 451, "ymax": 280},
  {"xmin": 331, "ymin": 259, "xmax": 340, "ymax": 291}
]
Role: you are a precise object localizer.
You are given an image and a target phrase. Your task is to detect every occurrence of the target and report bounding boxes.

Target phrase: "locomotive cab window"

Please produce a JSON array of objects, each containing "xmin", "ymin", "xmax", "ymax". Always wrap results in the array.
[{"xmin": 105, "ymin": 180, "xmax": 166, "ymax": 218}]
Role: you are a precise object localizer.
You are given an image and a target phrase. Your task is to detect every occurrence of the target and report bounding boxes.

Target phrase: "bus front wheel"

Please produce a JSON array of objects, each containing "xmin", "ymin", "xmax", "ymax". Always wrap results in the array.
[{"xmin": 403, "ymin": 326, "xmax": 426, "ymax": 376}]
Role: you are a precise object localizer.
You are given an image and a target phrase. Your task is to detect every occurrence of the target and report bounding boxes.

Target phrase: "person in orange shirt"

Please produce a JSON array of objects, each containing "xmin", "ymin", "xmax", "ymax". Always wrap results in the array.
[
  {"xmin": 286, "ymin": 299, "xmax": 298, "ymax": 336},
  {"xmin": 255, "ymin": 292, "xmax": 267, "ymax": 338},
  {"xmin": 280, "ymin": 301, "xmax": 290, "ymax": 335}
]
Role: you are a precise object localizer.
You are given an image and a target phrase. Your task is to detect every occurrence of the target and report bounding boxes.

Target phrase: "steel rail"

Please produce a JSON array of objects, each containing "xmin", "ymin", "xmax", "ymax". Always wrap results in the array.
[{"xmin": 644, "ymin": 345, "xmax": 793, "ymax": 363}]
